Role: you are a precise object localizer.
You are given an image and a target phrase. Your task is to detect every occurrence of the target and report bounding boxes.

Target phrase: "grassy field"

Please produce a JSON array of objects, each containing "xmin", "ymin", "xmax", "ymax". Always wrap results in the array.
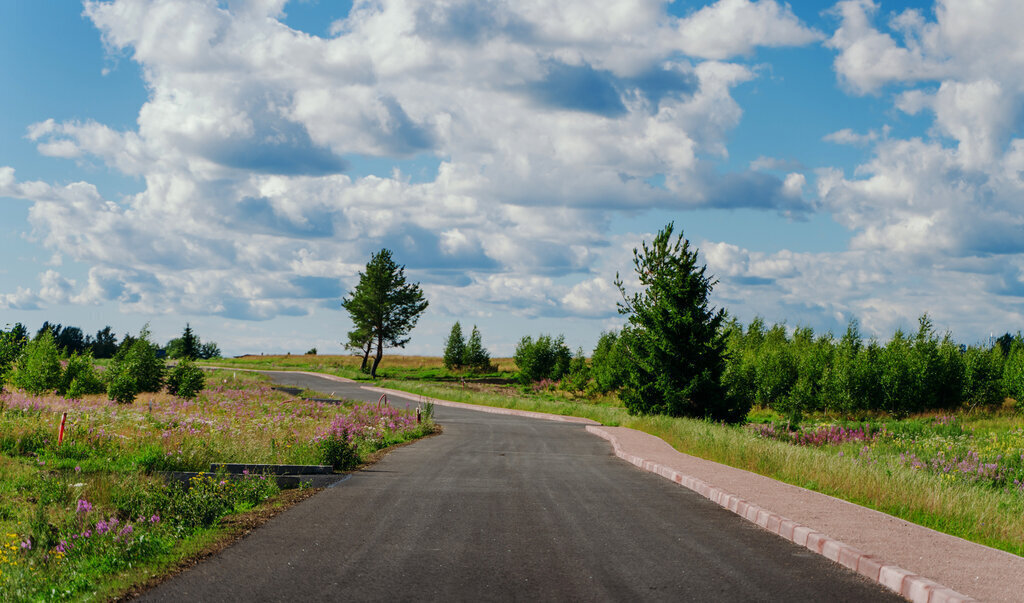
[
  {"xmin": 215, "ymin": 354, "xmax": 1024, "ymax": 557},
  {"xmin": 205, "ymin": 354, "xmax": 518, "ymax": 381},
  {"xmin": 0, "ymin": 372, "xmax": 434, "ymax": 601}
]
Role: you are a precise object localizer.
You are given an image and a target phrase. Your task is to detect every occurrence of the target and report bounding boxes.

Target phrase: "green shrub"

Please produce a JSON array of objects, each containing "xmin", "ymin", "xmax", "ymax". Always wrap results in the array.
[
  {"xmin": 590, "ymin": 330, "xmax": 626, "ymax": 393},
  {"xmin": 962, "ymin": 346, "xmax": 1003, "ymax": 407},
  {"xmin": 0, "ymin": 324, "xmax": 28, "ymax": 389},
  {"xmin": 513, "ymin": 334, "xmax": 571, "ymax": 384},
  {"xmin": 560, "ymin": 348, "xmax": 590, "ymax": 392},
  {"xmin": 753, "ymin": 324, "xmax": 797, "ymax": 410},
  {"xmin": 59, "ymin": 352, "xmax": 105, "ymax": 398},
  {"xmin": 317, "ymin": 434, "xmax": 359, "ymax": 470},
  {"xmin": 1004, "ymin": 339, "xmax": 1024, "ymax": 405},
  {"xmin": 9, "ymin": 331, "xmax": 62, "ymax": 395},
  {"xmin": 167, "ymin": 359, "xmax": 205, "ymax": 399},
  {"xmin": 107, "ymin": 370, "xmax": 138, "ymax": 405},
  {"xmin": 106, "ymin": 326, "xmax": 165, "ymax": 403}
]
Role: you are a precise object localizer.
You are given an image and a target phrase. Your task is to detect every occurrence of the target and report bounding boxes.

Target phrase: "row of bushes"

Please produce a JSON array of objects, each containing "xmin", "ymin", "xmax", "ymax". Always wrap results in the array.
[
  {"xmin": 512, "ymin": 332, "xmax": 623, "ymax": 394},
  {"xmin": 722, "ymin": 316, "xmax": 1024, "ymax": 421},
  {"xmin": 0, "ymin": 325, "xmax": 205, "ymax": 403},
  {"xmin": 512, "ymin": 316, "xmax": 1024, "ymax": 421}
]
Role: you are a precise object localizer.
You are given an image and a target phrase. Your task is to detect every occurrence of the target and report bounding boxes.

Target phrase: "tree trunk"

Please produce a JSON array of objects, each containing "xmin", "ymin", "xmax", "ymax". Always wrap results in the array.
[
  {"xmin": 370, "ymin": 334, "xmax": 384, "ymax": 378},
  {"xmin": 360, "ymin": 338, "xmax": 371, "ymax": 371}
]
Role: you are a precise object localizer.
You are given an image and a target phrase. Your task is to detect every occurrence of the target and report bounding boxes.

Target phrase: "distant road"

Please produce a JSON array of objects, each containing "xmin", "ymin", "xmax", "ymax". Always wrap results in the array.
[{"xmin": 140, "ymin": 371, "xmax": 900, "ymax": 601}]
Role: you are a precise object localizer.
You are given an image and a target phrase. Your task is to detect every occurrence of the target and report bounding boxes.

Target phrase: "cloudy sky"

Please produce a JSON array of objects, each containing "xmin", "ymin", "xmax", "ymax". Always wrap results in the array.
[{"xmin": 2, "ymin": 0, "xmax": 1023, "ymax": 356}]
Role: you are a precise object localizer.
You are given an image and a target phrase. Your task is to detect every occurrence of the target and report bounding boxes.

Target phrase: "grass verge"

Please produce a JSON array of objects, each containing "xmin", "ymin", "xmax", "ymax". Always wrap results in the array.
[{"xmin": 0, "ymin": 372, "xmax": 436, "ymax": 601}]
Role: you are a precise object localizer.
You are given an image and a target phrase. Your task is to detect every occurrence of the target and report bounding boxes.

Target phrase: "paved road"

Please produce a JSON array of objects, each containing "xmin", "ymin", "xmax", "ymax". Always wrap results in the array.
[{"xmin": 141, "ymin": 371, "xmax": 901, "ymax": 602}]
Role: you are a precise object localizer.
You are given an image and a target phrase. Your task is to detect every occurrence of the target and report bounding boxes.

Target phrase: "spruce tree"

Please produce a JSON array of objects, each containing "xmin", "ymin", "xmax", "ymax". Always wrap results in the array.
[
  {"xmin": 615, "ymin": 223, "xmax": 747, "ymax": 422},
  {"xmin": 443, "ymin": 322, "xmax": 466, "ymax": 370},
  {"xmin": 181, "ymin": 323, "xmax": 200, "ymax": 360},
  {"xmin": 462, "ymin": 325, "xmax": 491, "ymax": 372}
]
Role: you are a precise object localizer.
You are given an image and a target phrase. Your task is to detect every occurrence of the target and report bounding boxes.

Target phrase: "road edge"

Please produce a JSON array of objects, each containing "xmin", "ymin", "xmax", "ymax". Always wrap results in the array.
[
  {"xmin": 360, "ymin": 385, "xmax": 600, "ymax": 425},
  {"xmin": 586, "ymin": 425, "xmax": 976, "ymax": 603}
]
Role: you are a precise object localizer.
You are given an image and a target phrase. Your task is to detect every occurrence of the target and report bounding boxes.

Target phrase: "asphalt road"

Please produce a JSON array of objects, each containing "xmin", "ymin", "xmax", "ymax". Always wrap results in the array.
[{"xmin": 140, "ymin": 371, "xmax": 902, "ymax": 602}]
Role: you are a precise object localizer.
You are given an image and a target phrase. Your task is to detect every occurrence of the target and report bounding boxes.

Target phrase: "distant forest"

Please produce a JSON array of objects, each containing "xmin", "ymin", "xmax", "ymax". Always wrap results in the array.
[{"xmin": 0, "ymin": 321, "xmax": 220, "ymax": 360}]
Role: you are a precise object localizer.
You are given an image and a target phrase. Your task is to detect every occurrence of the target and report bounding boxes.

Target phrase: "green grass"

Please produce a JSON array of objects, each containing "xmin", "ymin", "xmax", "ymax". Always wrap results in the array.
[
  {"xmin": 203, "ymin": 354, "xmax": 517, "ymax": 382},
  {"xmin": 376, "ymin": 378, "xmax": 1024, "ymax": 557},
  {"xmin": 0, "ymin": 371, "xmax": 434, "ymax": 601}
]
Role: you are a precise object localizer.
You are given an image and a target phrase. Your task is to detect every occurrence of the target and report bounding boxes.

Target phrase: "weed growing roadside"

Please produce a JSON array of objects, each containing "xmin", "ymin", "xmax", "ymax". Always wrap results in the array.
[{"xmin": 0, "ymin": 371, "xmax": 433, "ymax": 600}]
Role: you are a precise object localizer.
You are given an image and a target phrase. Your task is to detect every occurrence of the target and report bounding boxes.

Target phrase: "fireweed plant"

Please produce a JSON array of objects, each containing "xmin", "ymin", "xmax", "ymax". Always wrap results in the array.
[
  {"xmin": 0, "ymin": 371, "xmax": 433, "ymax": 601},
  {"xmin": 751, "ymin": 415, "xmax": 1024, "ymax": 496}
]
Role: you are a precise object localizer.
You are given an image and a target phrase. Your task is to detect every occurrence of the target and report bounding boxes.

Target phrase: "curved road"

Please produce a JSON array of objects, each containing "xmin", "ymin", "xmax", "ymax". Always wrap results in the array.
[{"xmin": 141, "ymin": 371, "xmax": 901, "ymax": 601}]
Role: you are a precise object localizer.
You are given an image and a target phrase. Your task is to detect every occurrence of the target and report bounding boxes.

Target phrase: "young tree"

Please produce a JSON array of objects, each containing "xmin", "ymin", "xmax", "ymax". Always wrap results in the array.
[
  {"xmin": 106, "ymin": 325, "xmax": 165, "ymax": 403},
  {"xmin": 341, "ymin": 249, "xmax": 429, "ymax": 378},
  {"xmin": 590, "ymin": 330, "xmax": 626, "ymax": 393},
  {"xmin": 513, "ymin": 334, "xmax": 571, "ymax": 384},
  {"xmin": 462, "ymin": 325, "xmax": 492, "ymax": 372},
  {"xmin": 198, "ymin": 341, "xmax": 221, "ymax": 360},
  {"xmin": 614, "ymin": 223, "xmax": 746, "ymax": 423},
  {"xmin": 91, "ymin": 326, "xmax": 118, "ymax": 359},
  {"xmin": 9, "ymin": 330, "xmax": 63, "ymax": 395},
  {"xmin": 180, "ymin": 323, "xmax": 200, "ymax": 360},
  {"xmin": 443, "ymin": 322, "xmax": 466, "ymax": 370},
  {"xmin": 0, "ymin": 324, "xmax": 28, "ymax": 391}
]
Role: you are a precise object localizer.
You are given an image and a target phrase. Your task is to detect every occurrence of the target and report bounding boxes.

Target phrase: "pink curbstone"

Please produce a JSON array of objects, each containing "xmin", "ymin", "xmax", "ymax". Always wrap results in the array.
[
  {"xmin": 778, "ymin": 519, "xmax": 797, "ymax": 541},
  {"xmin": 927, "ymin": 586, "xmax": 978, "ymax": 603},
  {"xmin": 765, "ymin": 514, "xmax": 781, "ymax": 533},
  {"xmin": 791, "ymin": 525, "xmax": 814, "ymax": 547},
  {"xmin": 837, "ymin": 546, "xmax": 862, "ymax": 572},
  {"xmin": 755, "ymin": 510, "xmax": 770, "ymax": 528},
  {"xmin": 821, "ymin": 539, "xmax": 843, "ymax": 563},
  {"xmin": 904, "ymin": 577, "xmax": 938, "ymax": 603},
  {"xmin": 805, "ymin": 531, "xmax": 826, "ymax": 554},
  {"xmin": 879, "ymin": 566, "xmax": 915, "ymax": 594},
  {"xmin": 735, "ymin": 500, "xmax": 749, "ymax": 517},
  {"xmin": 856, "ymin": 555, "xmax": 884, "ymax": 581}
]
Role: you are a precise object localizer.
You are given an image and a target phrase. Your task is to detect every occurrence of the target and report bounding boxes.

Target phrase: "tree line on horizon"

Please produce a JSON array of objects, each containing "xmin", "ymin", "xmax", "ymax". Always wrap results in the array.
[
  {"xmin": 343, "ymin": 224, "xmax": 1023, "ymax": 425},
  {"xmin": 0, "ymin": 323, "xmax": 219, "ymax": 403},
  {"xmin": 0, "ymin": 321, "xmax": 221, "ymax": 361}
]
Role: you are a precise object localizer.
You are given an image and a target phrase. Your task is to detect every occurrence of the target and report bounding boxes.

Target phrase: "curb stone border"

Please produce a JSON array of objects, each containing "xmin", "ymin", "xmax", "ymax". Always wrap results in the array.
[{"xmin": 585, "ymin": 425, "xmax": 976, "ymax": 603}]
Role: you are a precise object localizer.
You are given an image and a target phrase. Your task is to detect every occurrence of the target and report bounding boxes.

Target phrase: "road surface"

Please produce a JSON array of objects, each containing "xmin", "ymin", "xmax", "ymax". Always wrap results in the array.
[{"xmin": 140, "ymin": 371, "xmax": 901, "ymax": 601}]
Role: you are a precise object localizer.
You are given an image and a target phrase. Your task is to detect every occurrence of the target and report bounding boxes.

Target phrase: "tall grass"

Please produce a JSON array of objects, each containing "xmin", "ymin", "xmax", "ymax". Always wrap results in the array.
[{"xmin": 0, "ymin": 371, "xmax": 434, "ymax": 601}]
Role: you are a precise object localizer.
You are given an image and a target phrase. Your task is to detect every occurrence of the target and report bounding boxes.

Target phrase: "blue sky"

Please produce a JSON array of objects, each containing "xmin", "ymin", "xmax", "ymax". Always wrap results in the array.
[{"xmin": 2, "ymin": 0, "xmax": 1023, "ymax": 356}]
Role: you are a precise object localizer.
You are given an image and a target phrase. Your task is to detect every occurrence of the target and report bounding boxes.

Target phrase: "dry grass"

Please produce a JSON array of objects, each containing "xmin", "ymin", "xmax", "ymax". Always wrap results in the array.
[{"xmin": 208, "ymin": 354, "xmax": 517, "ymax": 378}]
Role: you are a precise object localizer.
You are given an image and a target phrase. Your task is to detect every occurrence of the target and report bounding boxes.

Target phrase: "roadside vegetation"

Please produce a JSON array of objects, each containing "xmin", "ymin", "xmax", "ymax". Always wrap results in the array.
[
  {"xmin": 210, "ymin": 228, "xmax": 1024, "ymax": 557},
  {"xmin": 0, "ymin": 342, "xmax": 433, "ymax": 600}
]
